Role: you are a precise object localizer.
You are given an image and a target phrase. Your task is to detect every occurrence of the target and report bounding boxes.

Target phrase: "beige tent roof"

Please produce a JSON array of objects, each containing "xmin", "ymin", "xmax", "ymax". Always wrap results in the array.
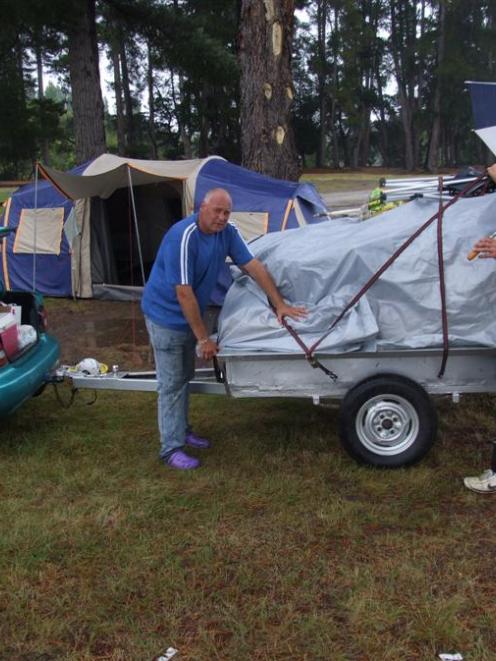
[{"xmin": 40, "ymin": 154, "xmax": 224, "ymax": 202}]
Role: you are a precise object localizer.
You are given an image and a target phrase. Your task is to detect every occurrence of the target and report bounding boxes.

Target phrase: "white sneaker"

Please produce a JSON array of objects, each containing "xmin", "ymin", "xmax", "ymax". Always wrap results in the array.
[{"xmin": 463, "ymin": 469, "xmax": 496, "ymax": 493}]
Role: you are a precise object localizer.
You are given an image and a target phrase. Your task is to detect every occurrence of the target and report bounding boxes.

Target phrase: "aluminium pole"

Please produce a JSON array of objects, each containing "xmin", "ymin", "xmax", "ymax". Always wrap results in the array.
[
  {"xmin": 126, "ymin": 165, "xmax": 146, "ymax": 287},
  {"xmin": 32, "ymin": 162, "xmax": 38, "ymax": 292}
]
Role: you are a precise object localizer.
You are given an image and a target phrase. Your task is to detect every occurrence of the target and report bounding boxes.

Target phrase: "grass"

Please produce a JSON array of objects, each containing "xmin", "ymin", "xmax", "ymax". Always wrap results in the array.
[
  {"xmin": 301, "ymin": 169, "xmax": 457, "ymax": 195},
  {"xmin": 2, "ymin": 384, "xmax": 496, "ymax": 659},
  {"xmin": 301, "ymin": 171, "xmax": 390, "ymax": 194},
  {"xmin": 2, "ymin": 169, "xmax": 495, "ymax": 658},
  {"xmin": 0, "ymin": 188, "xmax": 15, "ymax": 205}
]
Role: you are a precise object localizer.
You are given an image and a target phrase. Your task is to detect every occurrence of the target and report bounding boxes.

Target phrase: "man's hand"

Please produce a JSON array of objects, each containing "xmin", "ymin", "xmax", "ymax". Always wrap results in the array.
[
  {"xmin": 198, "ymin": 338, "xmax": 219, "ymax": 360},
  {"xmin": 274, "ymin": 302, "xmax": 308, "ymax": 324},
  {"xmin": 471, "ymin": 236, "xmax": 496, "ymax": 259},
  {"xmin": 488, "ymin": 163, "xmax": 496, "ymax": 184}
]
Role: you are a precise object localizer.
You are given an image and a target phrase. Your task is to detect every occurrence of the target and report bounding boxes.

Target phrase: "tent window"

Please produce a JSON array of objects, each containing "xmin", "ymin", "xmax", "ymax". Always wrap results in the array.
[
  {"xmin": 229, "ymin": 212, "xmax": 269, "ymax": 242},
  {"xmin": 14, "ymin": 208, "xmax": 65, "ymax": 255}
]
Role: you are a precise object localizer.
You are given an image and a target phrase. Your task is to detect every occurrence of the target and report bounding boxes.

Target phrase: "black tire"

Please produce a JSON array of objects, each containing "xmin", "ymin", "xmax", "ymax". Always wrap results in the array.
[{"xmin": 339, "ymin": 374, "xmax": 437, "ymax": 468}]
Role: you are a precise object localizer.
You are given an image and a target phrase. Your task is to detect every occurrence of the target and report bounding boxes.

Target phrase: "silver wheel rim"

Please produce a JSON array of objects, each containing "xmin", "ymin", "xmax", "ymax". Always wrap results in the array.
[{"xmin": 355, "ymin": 393, "xmax": 419, "ymax": 456}]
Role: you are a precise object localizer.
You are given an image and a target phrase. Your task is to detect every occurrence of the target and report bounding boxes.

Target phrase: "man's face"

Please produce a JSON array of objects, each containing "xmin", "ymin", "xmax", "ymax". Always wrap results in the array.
[{"xmin": 198, "ymin": 191, "xmax": 232, "ymax": 234}]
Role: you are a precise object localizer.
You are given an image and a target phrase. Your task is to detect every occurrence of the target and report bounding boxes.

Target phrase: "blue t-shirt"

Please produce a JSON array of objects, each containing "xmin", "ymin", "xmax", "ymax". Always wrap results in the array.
[{"xmin": 142, "ymin": 213, "xmax": 254, "ymax": 330}]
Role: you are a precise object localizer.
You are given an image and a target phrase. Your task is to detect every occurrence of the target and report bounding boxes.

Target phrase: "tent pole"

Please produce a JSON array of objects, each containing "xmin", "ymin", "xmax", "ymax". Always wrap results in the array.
[
  {"xmin": 32, "ymin": 162, "xmax": 38, "ymax": 292},
  {"xmin": 126, "ymin": 166, "xmax": 146, "ymax": 286}
]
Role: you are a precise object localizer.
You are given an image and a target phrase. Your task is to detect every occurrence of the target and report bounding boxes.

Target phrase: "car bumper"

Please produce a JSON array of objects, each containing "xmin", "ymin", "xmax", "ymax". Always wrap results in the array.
[{"xmin": 0, "ymin": 333, "xmax": 60, "ymax": 416}]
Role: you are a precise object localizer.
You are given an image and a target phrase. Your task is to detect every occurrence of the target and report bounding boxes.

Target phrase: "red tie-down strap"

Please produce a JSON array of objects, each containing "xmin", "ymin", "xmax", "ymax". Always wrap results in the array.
[
  {"xmin": 436, "ymin": 177, "xmax": 449, "ymax": 378},
  {"xmin": 268, "ymin": 303, "xmax": 338, "ymax": 381},
  {"xmin": 280, "ymin": 314, "xmax": 338, "ymax": 381},
  {"xmin": 277, "ymin": 173, "xmax": 487, "ymax": 381}
]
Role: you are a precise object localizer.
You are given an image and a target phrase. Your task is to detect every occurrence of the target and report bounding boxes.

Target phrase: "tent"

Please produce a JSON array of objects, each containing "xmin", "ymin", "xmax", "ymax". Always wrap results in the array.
[{"xmin": 0, "ymin": 154, "xmax": 326, "ymax": 299}]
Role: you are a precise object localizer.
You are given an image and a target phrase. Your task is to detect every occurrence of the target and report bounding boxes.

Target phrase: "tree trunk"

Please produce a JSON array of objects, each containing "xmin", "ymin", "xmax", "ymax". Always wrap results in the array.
[
  {"xmin": 146, "ymin": 41, "xmax": 158, "ymax": 159},
  {"xmin": 170, "ymin": 68, "xmax": 193, "ymax": 159},
  {"xmin": 426, "ymin": 1, "xmax": 445, "ymax": 172},
  {"xmin": 119, "ymin": 42, "xmax": 135, "ymax": 152},
  {"xmin": 12, "ymin": 36, "xmax": 28, "ymax": 177},
  {"xmin": 316, "ymin": 0, "xmax": 328, "ymax": 168},
  {"xmin": 198, "ymin": 83, "xmax": 211, "ymax": 158},
  {"xmin": 329, "ymin": 6, "xmax": 340, "ymax": 168},
  {"xmin": 488, "ymin": 1, "xmax": 496, "ymax": 77},
  {"xmin": 171, "ymin": 0, "xmax": 193, "ymax": 157},
  {"xmin": 398, "ymin": 85, "xmax": 415, "ymax": 170},
  {"xmin": 239, "ymin": 0, "xmax": 299, "ymax": 180},
  {"xmin": 390, "ymin": 0, "xmax": 416, "ymax": 170},
  {"xmin": 67, "ymin": 0, "xmax": 106, "ymax": 163},
  {"xmin": 359, "ymin": 110, "xmax": 371, "ymax": 166},
  {"xmin": 35, "ymin": 44, "xmax": 44, "ymax": 99},
  {"xmin": 109, "ymin": 38, "xmax": 126, "ymax": 155},
  {"xmin": 35, "ymin": 41, "xmax": 50, "ymax": 165},
  {"xmin": 374, "ymin": 59, "xmax": 389, "ymax": 166},
  {"xmin": 357, "ymin": 63, "xmax": 373, "ymax": 167}
]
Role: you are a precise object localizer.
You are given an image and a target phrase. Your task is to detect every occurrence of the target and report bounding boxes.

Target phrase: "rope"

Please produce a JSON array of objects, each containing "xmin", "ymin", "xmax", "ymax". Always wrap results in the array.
[{"xmin": 51, "ymin": 383, "xmax": 97, "ymax": 408}]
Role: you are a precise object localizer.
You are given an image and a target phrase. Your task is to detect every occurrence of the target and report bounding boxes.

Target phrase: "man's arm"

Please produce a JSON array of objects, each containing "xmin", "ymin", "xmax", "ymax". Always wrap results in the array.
[
  {"xmin": 176, "ymin": 285, "xmax": 218, "ymax": 359},
  {"xmin": 241, "ymin": 258, "xmax": 307, "ymax": 322}
]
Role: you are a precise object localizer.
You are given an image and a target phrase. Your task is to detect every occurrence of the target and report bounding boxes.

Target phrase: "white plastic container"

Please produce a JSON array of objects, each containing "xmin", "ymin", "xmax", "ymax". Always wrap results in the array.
[{"xmin": 11, "ymin": 304, "xmax": 22, "ymax": 326}]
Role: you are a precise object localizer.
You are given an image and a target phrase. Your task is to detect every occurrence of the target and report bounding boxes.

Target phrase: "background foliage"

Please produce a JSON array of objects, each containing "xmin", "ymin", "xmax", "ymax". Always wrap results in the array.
[{"xmin": 0, "ymin": 0, "xmax": 495, "ymax": 178}]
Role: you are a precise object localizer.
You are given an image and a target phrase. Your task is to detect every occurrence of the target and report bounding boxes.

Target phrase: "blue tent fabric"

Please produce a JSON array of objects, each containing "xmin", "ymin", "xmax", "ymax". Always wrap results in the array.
[
  {"xmin": 4, "ymin": 180, "xmax": 69, "ymax": 295},
  {"xmin": 194, "ymin": 159, "xmax": 326, "ymax": 226},
  {"xmin": 467, "ymin": 81, "xmax": 496, "ymax": 156},
  {"xmin": 467, "ymin": 81, "xmax": 496, "ymax": 130},
  {"xmin": 1, "ymin": 161, "xmax": 90, "ymax": 295}
]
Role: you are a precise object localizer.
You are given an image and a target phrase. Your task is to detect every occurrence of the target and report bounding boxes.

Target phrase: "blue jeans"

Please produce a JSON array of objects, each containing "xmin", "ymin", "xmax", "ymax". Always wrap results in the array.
[{"xmin": 145, "ymin": 317, "xmax": 196, "ymax": 459}]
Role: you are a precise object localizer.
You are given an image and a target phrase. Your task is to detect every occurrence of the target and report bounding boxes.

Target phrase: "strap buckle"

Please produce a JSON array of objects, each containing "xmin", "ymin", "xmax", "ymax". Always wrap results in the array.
[{"xmin": 306, "ymin": 354, "xmax": 338, "ymax": 382}]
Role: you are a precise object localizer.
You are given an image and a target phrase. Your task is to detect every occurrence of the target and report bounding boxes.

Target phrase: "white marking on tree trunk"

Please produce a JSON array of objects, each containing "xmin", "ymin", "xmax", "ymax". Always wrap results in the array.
[
  {"xmin": 264, "ymin": 0, "xmax": 274, "ymax": 22},
  {"xmin": 272, "ymin": 22, "xmax": 282, "ymax": 56},
  {"xmin": 263, "ymin": 83, "xmax": 273, "ymax": 100},
  {"xmin": 275, "ymin": 126, "xmax": 285, "ymax": 144}
]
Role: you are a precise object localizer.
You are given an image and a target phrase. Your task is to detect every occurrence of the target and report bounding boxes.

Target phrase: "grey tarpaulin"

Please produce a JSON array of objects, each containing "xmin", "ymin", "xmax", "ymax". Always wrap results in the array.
[{"xmin": 217, "ymin": 194, "xmax": 496, "ymax": 353}]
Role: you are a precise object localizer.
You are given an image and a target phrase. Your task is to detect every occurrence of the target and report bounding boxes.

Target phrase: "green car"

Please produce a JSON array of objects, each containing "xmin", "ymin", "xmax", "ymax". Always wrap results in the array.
[{"xmin": 0, "ymin": 229, "xmax": 60, "ymax": 416}]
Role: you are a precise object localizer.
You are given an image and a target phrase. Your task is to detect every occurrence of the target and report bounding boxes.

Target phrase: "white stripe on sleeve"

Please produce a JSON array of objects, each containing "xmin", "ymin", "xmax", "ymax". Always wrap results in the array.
[{"xmin": 180, "ymin": 224, "xmax": 197, "ymax": 284}]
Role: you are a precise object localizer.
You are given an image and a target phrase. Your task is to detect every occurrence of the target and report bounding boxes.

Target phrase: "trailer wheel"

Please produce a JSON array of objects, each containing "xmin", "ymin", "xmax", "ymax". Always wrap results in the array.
[{"xmin": 339, "ymin": 374, "xmax": 437, "ymax": 468}]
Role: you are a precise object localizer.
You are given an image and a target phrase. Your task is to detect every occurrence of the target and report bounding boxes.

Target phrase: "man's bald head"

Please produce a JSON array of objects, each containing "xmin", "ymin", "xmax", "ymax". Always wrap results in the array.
[{"xmin": 198, "ymin": 188, "xmax": 232, "ymax": 234}]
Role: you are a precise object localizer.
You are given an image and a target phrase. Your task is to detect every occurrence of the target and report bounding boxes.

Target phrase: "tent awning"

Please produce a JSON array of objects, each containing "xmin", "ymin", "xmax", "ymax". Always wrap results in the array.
[{"xmin": 39, "ymin": 154, "xmax": 224, "ymax": 200}]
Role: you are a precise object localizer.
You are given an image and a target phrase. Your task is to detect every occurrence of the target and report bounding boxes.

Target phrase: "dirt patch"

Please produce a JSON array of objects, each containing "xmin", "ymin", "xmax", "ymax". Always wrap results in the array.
[
  {"xmin": 44, "ymin": 297, "xmax": 217, "ymax": 371},
  {"xmin": 45, "ymin": 298, "xmax": 155, "ymax": 371}
]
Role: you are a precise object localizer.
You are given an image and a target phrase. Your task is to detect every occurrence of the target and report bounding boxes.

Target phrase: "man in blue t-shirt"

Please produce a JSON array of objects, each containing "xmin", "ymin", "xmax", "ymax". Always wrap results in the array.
[{"xmin": 142, "ymin": 187, "xmax": 307, "ymax": 470}]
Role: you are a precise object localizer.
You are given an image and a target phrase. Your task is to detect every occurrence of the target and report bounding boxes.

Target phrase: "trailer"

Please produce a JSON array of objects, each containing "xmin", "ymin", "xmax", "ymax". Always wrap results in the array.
[
  {"xmin": 63, "ymin": 165, "xmax": 496, "ymax": 469},
  {"xmin": 67, "ymin": 345, "xmax": 496, "ymax": 469}
]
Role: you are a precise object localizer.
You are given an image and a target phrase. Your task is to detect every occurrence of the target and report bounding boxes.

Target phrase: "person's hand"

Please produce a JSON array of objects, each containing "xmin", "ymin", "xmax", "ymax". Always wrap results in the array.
[
  {"xmin": 274, "ymin": 303, "xmax": 308, "ymax": 324},
  {"xmin": 198, "ymin": 338, "xmax": 219, "ymax": 360},
  {"xmin": 472, "ymin": 236, "xmax": 496, "ymax": 259},
  {"xmin": 487, "ymin": 163, "xmax": 496, "ymax": 184}
]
